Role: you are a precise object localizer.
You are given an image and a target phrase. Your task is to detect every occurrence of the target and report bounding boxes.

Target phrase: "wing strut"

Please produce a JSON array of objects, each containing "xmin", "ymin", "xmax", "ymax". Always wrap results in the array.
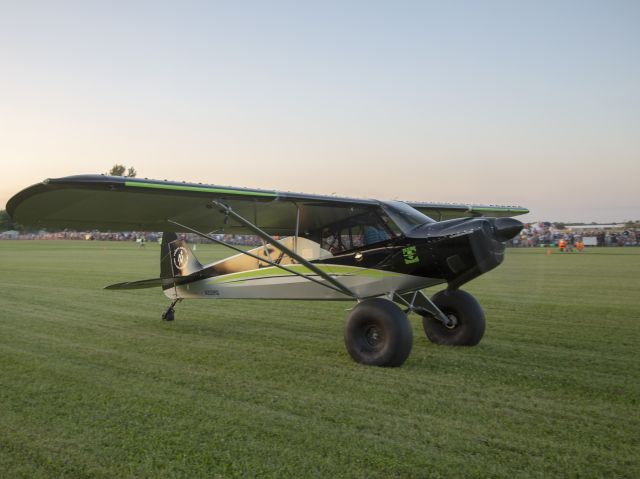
[
  {"xmin": 167, "ymin": 219, "xmax": 358, "ymax": 299},
  {"xmin": 209, "ymin": 201, "xmax": 358, "ymax": 299},
  {"xmin": 394, "ymin": 290, "xmax": 454, "ymax": 326}
]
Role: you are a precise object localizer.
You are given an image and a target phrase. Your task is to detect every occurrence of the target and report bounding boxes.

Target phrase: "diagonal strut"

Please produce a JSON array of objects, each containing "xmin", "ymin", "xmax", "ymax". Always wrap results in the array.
[
  {"xmin": 210, "ymin": 201, "xmax": 358, "ymax": 298},
  {"xmin": 167, "ymin": 219, "xmax": 356, "ymax": 298}
]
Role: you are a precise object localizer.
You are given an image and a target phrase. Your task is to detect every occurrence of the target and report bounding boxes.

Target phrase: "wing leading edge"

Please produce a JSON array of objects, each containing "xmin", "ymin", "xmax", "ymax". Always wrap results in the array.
[
  {"xmin": 408, "ymin": 202, "xmax": 529, "ymax": 221},
  {"xmin": 7, "ymin": 175, "xmax": 528, "ymax": 234}
]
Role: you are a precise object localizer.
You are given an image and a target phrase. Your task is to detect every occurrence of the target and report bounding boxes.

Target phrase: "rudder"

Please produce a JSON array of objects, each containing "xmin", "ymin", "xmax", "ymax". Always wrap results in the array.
[{"xmin": 160, "ymin": 232, "xmax": 203, "ymax": 278}]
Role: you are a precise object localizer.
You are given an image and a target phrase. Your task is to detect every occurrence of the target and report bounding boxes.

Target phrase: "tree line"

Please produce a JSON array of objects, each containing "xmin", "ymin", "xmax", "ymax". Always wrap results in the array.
[{"xmin": 0, "ymin": 210, "xmax": 16, "ymax": 231}]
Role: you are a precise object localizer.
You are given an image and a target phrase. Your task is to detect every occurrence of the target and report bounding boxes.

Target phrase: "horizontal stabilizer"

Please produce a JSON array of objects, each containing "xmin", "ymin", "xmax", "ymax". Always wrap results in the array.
[
  {"xmin": 104, "ymin": 278, "xmax": 168, "ymax": 290},
  {"xmin": 105, "ymin": 268, "xmax": 211, "ymax": 290}
]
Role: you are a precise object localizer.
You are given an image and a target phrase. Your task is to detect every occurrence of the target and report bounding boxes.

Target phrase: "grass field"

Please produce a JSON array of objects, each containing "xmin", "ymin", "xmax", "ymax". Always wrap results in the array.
[{"xmin": 1, "ymin": 241, "xmax": 639, "ymax": 478}]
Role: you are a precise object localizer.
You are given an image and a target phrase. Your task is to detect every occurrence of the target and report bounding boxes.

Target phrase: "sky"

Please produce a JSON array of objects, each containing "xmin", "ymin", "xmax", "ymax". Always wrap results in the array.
[{"xmin": 1, "ymin": 1, "xmax": 639, "ymax": 223}]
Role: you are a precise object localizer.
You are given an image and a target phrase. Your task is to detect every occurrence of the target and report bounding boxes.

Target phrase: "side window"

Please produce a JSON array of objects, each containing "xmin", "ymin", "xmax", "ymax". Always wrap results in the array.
[
  {"xmin": 350, "ymin": 224, "xmax": 365, "ymax": 248},
  {"xmin": 321, "ymin": 228, "xmax": 341, "ymax": 253},
  {"xmin": 361, "ymin": 214, "xmax": 393, "ymax": 246},
  {"xmin": 320, "ymin": 210, "xmax": 399, "ymax": 254},
  {"xmin": 321, "ymin": 227, "xmax": 359, "ymax": 254},
  {"xmin": 383, "ymin": 214, "xmax": 402, "ymax": 237}
]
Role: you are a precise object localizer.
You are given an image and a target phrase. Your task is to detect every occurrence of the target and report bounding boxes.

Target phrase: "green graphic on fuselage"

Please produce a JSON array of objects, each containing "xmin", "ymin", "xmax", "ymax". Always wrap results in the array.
[{"xmin": 402, "ymin": 246, "xmax": 420, "ymax": 265}]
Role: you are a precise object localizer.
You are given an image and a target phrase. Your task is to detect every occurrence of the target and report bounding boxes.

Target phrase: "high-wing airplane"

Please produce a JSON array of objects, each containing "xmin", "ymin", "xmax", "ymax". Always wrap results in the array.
[{"xmin": 7, "ymin": 175, "xmax": 527, "ymax": 367}]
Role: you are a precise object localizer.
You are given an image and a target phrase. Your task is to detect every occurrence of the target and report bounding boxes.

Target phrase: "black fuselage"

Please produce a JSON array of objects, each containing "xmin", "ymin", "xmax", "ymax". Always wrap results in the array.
[{"xmin": 318, "ymin": 217, "xmax": 523, "ymax": 289}]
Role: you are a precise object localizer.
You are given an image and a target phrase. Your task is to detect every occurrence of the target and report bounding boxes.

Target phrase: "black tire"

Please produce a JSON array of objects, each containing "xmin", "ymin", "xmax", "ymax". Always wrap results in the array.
[
  {"xmin": 162, "ymin": 309, "xmax": 175, "ymax": 321},
  {"xmin": 345, "ymin": 298, "xmax": 413, "ymax": 367},
  {"xmin": 422, "ymin": 289, "xmax": 485, "ymax": 346}
]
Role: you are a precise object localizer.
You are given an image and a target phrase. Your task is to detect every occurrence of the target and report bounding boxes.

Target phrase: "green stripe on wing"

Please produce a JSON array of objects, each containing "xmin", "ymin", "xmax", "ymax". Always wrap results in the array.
[{"xmin": 124, "ymin": 181, "xmax": 277, "ymax": 198}]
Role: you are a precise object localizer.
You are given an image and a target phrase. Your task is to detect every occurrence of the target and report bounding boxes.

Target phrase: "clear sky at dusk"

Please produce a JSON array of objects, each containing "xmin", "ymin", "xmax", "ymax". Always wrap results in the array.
[{"xmin": 1, "ymin": 1, "xmax": 638, "ymax": 222}]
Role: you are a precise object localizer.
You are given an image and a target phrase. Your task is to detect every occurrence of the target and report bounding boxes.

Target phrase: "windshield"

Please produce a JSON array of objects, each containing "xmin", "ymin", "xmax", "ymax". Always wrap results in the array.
[{"xmin": 380, "ymin": 201, "xmax": 435, "ymax": 235}]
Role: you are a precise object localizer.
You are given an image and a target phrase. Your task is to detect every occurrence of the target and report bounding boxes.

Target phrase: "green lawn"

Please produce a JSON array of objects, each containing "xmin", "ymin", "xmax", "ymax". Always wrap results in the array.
[{"xmin": 1, "ymin": 241, "xmax": 639, "ymax": 478}]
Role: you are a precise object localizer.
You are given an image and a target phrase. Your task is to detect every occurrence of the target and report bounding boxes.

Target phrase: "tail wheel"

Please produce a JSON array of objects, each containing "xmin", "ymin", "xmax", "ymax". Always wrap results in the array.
[
  {"xmin": 422, "ymin": 289, "xmax": 485, "ymax": 346},
  {"xmin": 161, "ymin": 308, "xmax": 175, "ymax": 321},
  {"xmin": 345, "ymin": 298, "xmax": 413, "ymax": 367}
]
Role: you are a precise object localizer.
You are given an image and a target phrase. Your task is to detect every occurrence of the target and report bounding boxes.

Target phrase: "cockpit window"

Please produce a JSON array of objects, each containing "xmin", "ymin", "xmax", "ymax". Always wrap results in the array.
[
  {"xmin": 317, "ymin": 209, "xmax": 397, "ymax": 254},
  {"xmin": 380, "ymin": 201, "xmax": 435, "ymax": 235}
]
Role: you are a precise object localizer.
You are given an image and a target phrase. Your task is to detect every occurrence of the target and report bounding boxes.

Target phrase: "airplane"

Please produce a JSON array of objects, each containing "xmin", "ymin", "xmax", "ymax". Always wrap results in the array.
[{"xmin": 7, "ymin": 174, "xmax": 528, "ymax": 367}]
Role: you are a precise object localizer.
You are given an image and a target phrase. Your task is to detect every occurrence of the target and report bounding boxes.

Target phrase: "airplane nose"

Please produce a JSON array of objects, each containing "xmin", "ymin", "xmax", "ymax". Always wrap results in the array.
[{"xmin": 492, "ymin": 217, "xmax": 524, "ymax": 242}]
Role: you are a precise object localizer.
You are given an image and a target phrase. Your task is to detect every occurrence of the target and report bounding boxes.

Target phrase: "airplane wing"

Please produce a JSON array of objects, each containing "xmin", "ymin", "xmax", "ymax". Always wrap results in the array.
[
  {"xmin": 7, "ymin": 175, "xmax": 528, "ymax": 234},
  {"xmin": 408, "ymin": 202, "xmax": 529, "ymax": 221}
]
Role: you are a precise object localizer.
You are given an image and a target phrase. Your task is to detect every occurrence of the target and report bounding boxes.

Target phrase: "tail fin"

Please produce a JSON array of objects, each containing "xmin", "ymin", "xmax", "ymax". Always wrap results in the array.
[
  {"xmin": 160, "ymin": 232, "xmax": 203, "ymax": 278},
  {"xmin": 105, "ymin": 234, "xmax": 202, "ymax": 292}
]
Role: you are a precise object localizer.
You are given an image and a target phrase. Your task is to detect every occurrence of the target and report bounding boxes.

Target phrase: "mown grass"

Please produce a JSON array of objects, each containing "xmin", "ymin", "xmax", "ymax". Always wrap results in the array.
[{"xmin": 0, "ymin": 241, "xmax": 638, "ymax": 478}]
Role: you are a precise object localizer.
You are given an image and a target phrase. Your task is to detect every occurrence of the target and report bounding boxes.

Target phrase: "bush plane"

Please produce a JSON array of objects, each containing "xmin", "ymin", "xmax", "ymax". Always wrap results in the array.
[{"xmin": 7, "ymin": 175, "xmax": 527, "ymax": 367}]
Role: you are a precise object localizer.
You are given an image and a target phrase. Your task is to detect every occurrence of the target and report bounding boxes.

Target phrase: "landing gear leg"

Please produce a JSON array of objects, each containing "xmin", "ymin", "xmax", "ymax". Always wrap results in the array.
[
  {"xmin": 162, "ymin": 298, "xmax": 182, "ymax": 321},
  {"xmin": 394, "ymin": 289, "xmax": 485, "ymax": 346},
  {"xmin": 422, "ymin": 289, "xmax": 485, "ymax": 346}
]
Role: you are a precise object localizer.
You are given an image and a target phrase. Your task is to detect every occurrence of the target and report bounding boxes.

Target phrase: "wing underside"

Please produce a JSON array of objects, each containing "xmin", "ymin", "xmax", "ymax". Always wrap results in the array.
[{"xmin": 7, "ymin": 175, "xmax": 529, "ymax": 234}]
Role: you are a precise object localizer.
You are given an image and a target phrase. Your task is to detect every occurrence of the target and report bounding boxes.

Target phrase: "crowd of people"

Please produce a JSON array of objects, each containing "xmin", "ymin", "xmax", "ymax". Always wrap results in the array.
[
  {"xmin": 509, "ymin": 223, "xmax": 639, "ymax": 248},
  {"xmin": 0, "ymin": 229, "xmax": 263, "ymax": 246},
  {"xmin": 0, "ymin": 231, "xmax": 161, "ymax": 242}
]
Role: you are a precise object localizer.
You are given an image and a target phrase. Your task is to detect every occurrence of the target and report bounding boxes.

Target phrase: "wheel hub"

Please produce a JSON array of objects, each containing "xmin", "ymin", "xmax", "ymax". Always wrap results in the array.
[
  {"xmin": 364, "ymin": 325, "xmax": 383, "ymax": 347},
  {"xmin": 443, "ymin": 314, "xmax": 458, "ymax": 329}
]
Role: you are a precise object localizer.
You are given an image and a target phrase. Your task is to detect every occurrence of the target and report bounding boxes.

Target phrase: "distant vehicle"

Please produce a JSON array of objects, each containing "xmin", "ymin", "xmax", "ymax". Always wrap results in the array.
[{"xmin": 8, "ymin": 175, "xmax": 527, "ymax": 367}]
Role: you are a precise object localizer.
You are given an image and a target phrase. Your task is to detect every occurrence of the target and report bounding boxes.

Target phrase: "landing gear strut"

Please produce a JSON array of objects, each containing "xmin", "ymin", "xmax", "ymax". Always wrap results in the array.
[
  {"xmin": 162, "ymin": 298, "xmax": 181, "ymax": 321},
  {"xmin": 394, "ymin": 289, "xmax": 486, "ymax": 346},
  {"xmin": 422, "ymin": 289, "xmax": 485, "ymax": 346}
]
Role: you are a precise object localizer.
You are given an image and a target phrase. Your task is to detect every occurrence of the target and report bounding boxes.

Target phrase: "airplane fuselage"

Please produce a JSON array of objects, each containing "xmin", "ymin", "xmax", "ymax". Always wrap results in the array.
[{"xmin": 163, "ymin": 216, "xmax": 522, "ymax": 301}]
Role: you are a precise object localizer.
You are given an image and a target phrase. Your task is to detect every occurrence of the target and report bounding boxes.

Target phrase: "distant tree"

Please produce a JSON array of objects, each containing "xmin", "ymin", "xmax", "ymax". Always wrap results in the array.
[
  {"xmin": 0, "ymin": 210, "xmax": 25, "ymax": 231},
  {"xmin": 554, "ymin": 222, "xmax": 566, "ymax": 229},
  {"xmin": 108, "ymin": 164, "xmax": 126, "ymax": 176},
  {"xmin": 0, "ymin": 210, "xmax": 15, "ymax": 231},
  {"xmin": 108, "ymin": 164, "xmax": 137, "ymax": 177}
]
